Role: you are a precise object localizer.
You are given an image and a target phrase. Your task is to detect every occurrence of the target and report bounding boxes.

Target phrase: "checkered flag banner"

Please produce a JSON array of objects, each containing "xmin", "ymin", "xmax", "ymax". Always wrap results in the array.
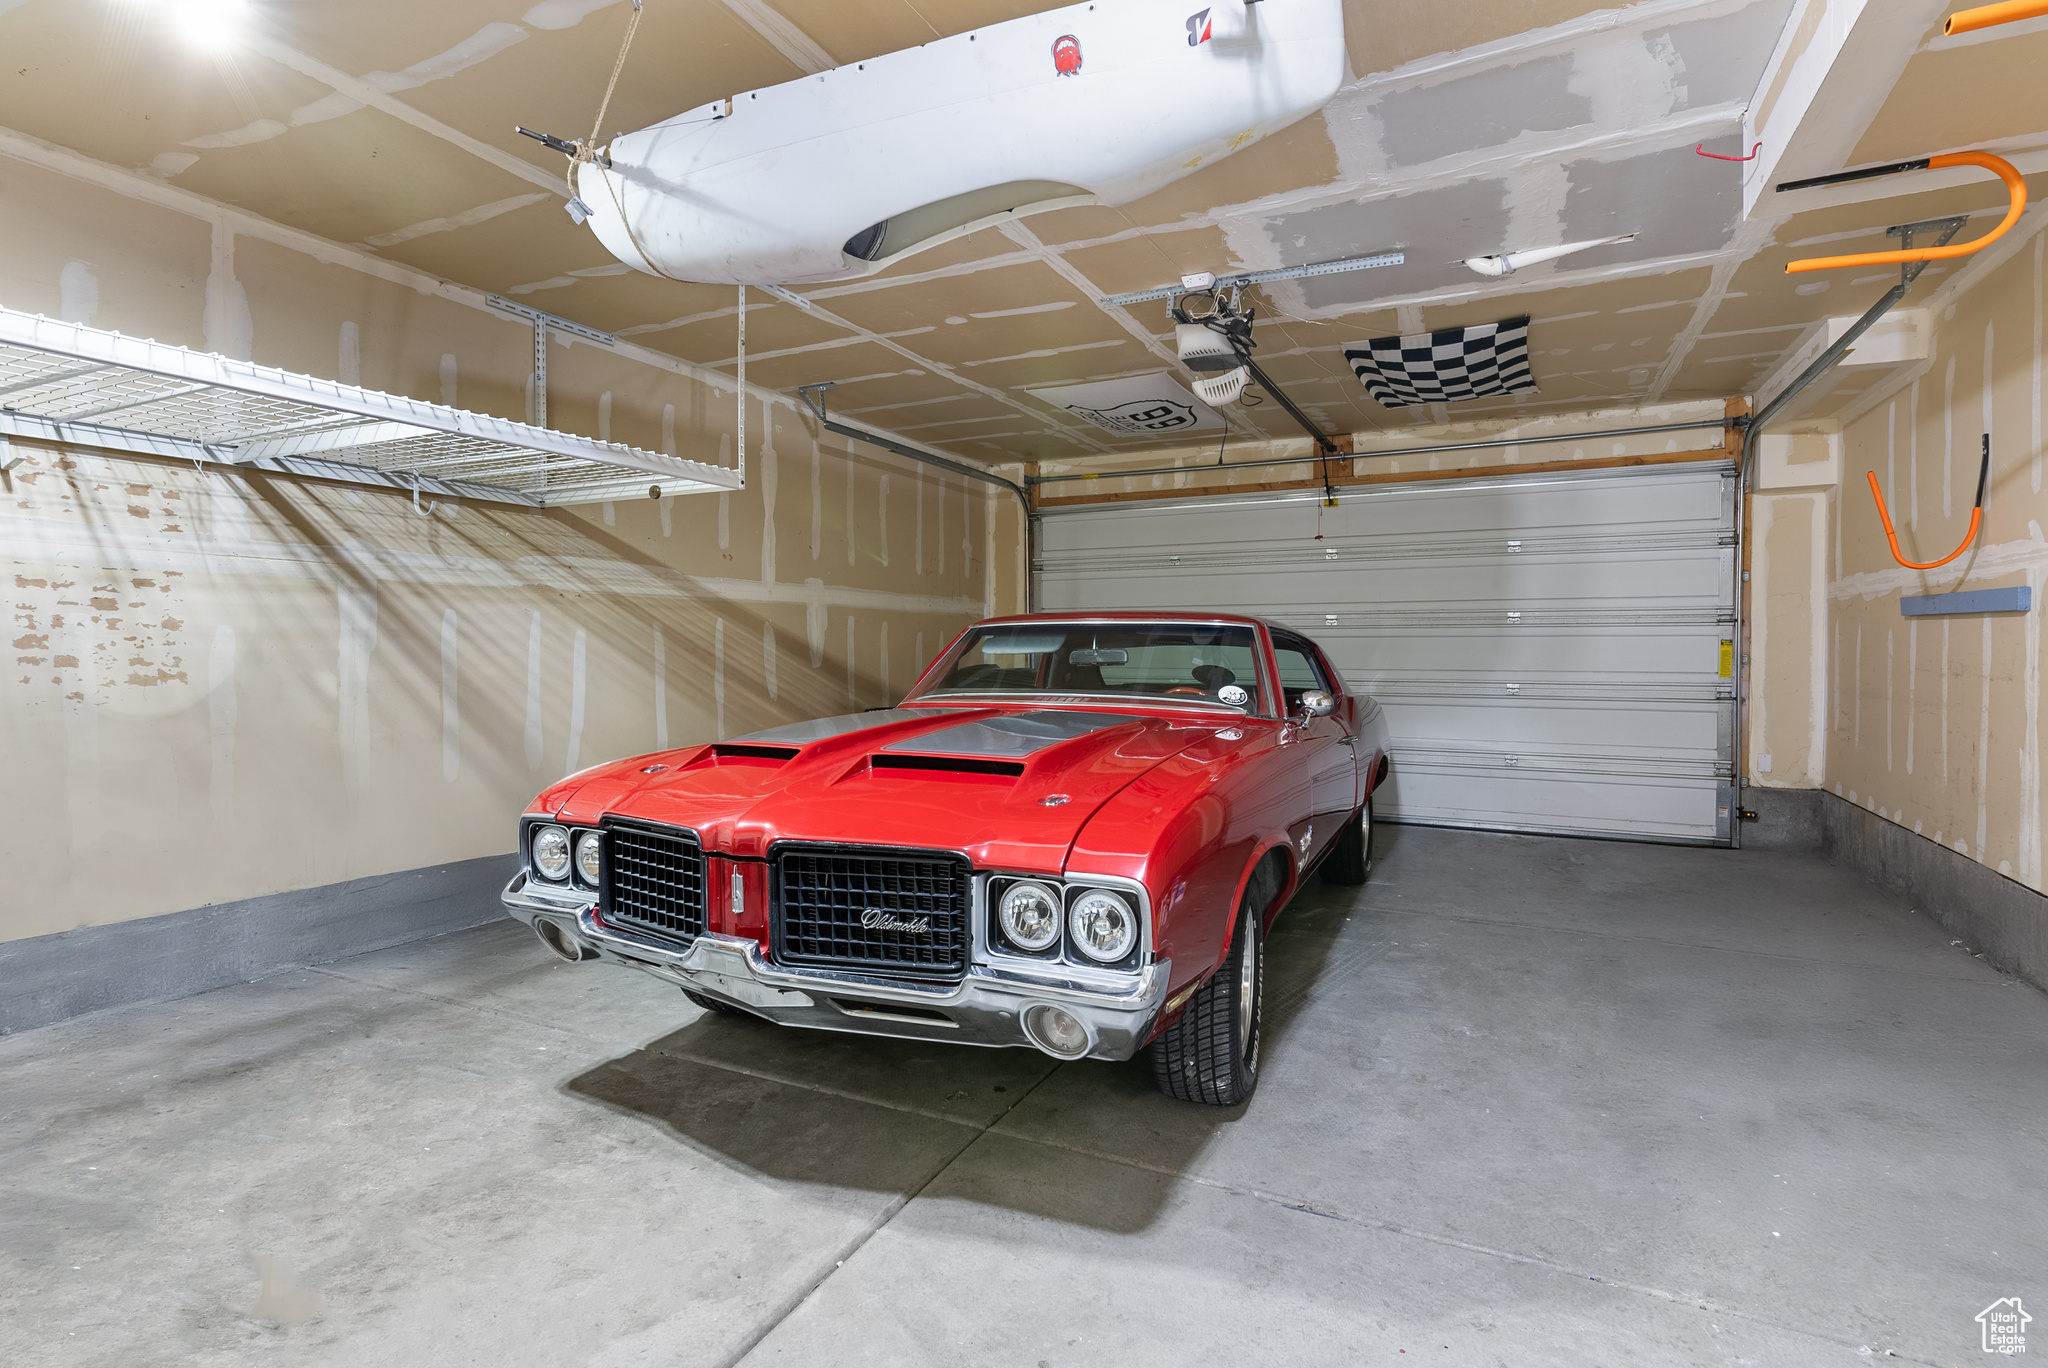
[{"xmin": 1344, "ymin": 316, "xmax": 1537, "ymax": 409}]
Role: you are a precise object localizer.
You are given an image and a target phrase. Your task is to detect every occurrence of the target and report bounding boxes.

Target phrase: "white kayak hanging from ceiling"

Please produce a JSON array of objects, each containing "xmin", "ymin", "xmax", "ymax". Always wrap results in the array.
[{"xmin": 560, "ymin": 0, "xmax": 1347, "ymax": 287}]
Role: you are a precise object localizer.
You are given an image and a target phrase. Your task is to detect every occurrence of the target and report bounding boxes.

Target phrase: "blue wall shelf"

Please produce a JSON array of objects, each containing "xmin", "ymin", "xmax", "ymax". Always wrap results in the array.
[{"xmin": 1899, "ymin": 586, "xmax": 2032, "ymax": 617}]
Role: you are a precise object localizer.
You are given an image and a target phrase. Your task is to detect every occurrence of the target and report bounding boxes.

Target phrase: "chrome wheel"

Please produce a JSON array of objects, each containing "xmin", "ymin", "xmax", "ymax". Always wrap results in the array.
[{"xmin": 1237, "ymin": 915, "xmax": 1259, "ymax": 1061}]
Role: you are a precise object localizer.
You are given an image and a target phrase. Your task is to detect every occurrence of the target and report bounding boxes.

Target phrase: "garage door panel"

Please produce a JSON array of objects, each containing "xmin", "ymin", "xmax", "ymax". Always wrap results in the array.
[
  {"xmin": 1334, "ymin": 636, "xmax": 1723, "ymax": 680},
  {"xmin": 1055, "ymin": 556, "xmax": 1730, "ymax": 613},
  {"xmin": 1046, "ymin": 470, "xmax": 1733, "ymax": 549},
  {"xmin": 1386, "ymin": 699, "xmax": 1724, "ymax": 753},
  {"xmin": 1380, "ymin": 764, "xmax": 1724, "ymax": 840},
  {"xmin": 1045, "ymin": 553, "xmax": 1735, "ymax": 621},
  {"xmin": 1037, "ymin": 463, "xmax": 1737, "ymax": 844}
]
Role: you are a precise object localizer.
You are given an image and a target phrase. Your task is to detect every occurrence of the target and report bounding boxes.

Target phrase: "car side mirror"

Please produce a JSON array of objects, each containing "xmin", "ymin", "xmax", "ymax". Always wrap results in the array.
[{"xmin": 1296, "ymin": 690, "xmax": 1336, "ymax": 720}]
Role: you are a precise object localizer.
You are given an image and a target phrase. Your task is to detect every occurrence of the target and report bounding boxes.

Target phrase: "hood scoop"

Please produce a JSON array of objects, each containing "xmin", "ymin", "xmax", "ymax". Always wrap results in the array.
[
  {"xmin": 714, "ymin": 744, "xmax": 799, "ymax": 761},
  {"xmin": 683, "ymin": 743, "xmax": 800, "ymax": 771},
  {"xmin": 870, "ymin": 753, "xmax": 1025, "ymax": 778}
]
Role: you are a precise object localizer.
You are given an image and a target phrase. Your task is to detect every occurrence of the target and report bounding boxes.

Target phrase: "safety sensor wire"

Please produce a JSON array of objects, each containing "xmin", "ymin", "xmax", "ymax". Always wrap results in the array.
[{"xmin": 1867, "ymin": 434, "xmax": 1990, "ymax": 571}]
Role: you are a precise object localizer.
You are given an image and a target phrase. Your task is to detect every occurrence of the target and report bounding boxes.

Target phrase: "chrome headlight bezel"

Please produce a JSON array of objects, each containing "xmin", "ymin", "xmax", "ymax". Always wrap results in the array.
[
  {"xmin": 531, "ymin": 824, "xmax": 572, "ymax": 882},
  {"xmin": 982, "ymin": 873, "xmax": 1149, "ymax": 974},
  {"xmin": 1068, "ymin": 888, "xmax": 1138, "ymax": 964},
  {"xmin": 997, "ymin": 880, "xmax": 1062, "ymax": 952},
  {"xmin": 574, "ymin": 830, "xmax": 603, "ymax": 887}
]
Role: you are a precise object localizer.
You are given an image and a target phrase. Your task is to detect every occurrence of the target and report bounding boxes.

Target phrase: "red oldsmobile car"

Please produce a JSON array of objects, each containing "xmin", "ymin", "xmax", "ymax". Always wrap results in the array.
[{"xmin": 503, "ymin": 613, "xmax": 1390, "ymax": 1105}]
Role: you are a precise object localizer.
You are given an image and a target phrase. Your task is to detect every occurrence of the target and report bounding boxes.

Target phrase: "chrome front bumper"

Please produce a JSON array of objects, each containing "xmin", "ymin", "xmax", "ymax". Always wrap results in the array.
[{"xmin": 502, "ymin": 873, "xmax": 1171, "ymax": 1062}]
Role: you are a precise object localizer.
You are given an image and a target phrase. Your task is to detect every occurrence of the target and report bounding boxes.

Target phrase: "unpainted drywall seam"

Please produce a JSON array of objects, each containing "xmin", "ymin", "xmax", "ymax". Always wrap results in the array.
[
  {"xmin": 1752, "ymin": 495, "xmax": 1773, "ymax": 772},
  {"xmin": 1808, "ymin": 493, "xmax": 1828, "ymax": 782},
  {"xmin": 653, "ymin": 623, "xmax": 668, "ymax": 750},
  {"xmin": 203, "ymin": 217, "xmax": 251, "ymax": 361},
  {"xmin": 441, "ymin": 609, "xmax": 460, "ymax": 784}
]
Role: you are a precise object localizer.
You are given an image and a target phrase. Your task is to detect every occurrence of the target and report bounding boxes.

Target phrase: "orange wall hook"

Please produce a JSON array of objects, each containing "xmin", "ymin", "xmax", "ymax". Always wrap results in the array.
[
  {"xmin": 1946, "ymin": 1, "xmax": 2048, "ymax": 35},
  {"xmin": 1868, "ymin": 435, "xmax": 1991, "ymax": 571},
  {"xmin": 1779, "ymin": 151, "xmax": 2029, "ymax": 274}
]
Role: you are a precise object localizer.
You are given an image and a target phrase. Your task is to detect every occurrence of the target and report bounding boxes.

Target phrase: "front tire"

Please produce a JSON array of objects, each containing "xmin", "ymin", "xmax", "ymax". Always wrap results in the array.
[
  {"xmin": 1321, "ymin": 796, "xmax": 1374, "ymax": 886},
  {"xmin": 1151, "ymin": 861, "xmax": 1272, "ymax": 1106},
  {"xmin": 682, "ymin": 987, "xmax": 753, "ymax": 1019}
]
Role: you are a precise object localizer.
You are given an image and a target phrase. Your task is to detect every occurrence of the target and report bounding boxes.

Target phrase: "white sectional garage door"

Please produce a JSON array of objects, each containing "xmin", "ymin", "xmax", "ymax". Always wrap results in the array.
[{"xmin": 1035, "ymin": 461, "xmax": 1738, "ymax": 844}]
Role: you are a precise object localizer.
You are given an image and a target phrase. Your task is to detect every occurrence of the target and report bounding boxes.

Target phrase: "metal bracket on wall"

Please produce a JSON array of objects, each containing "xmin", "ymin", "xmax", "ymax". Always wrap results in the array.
[
  {"xmin": 1742, "ymin": 216, "xmax": 1967, "ymax": 485},
  {"xmin": 1900, "ymin": 586, "xmax": 2033, "ymax": 616},
  {"xmin": 798, "ymin": 380, "xmax": 1037, "ymax": 610},
  {"xmin": 795, "ymin": 382, "xmax": 1028, "ymax": 506},
  {"xmin": 486, "ymin": 295, "xmax": 618, "ymax": 430}
]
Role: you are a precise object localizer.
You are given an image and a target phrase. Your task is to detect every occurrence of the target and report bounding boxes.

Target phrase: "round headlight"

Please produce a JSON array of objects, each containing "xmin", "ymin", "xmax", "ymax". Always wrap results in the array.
[
  {"xmin": 574, "ymin": 831, "xmax": 603, "ymax": 885},
  {"xmin": 998, "ymin": 881, "xmax": 1062, "ymax": 952},
  {"xmin": 1069, "ymin": 889, "xmax": 1137, "ymax": 963},
  {"xmin": 531, "ymin": 824, "xmax": 571, "ymax": 881}
]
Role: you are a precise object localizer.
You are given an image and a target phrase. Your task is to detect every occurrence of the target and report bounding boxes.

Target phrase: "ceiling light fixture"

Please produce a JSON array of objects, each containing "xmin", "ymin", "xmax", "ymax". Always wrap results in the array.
[
  {"xmin": 158, "ymin": 0, "xmax": 251, "ymax": 50},
  {"xmin": 1462, "ymin": 234, "xmax": 1637, "ymax": 278}
]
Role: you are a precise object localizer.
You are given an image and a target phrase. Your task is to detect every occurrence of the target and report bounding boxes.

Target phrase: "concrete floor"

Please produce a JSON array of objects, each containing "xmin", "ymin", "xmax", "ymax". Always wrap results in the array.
[{"xmin": 3, "ymin": 827, "xmax": 2044, "ymax": 1367}]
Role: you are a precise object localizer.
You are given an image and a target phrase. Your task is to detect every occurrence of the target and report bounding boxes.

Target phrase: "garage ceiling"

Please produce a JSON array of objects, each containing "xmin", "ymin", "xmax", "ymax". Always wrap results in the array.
[{"xmin": 2, "ymin": 0, "xmax": 2042, "ymax": 464}]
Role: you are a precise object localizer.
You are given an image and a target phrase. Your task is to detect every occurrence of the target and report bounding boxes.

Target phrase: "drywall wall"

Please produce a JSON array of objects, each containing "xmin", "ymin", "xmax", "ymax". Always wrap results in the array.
[
  {"xmin": 1746, "ymin": 430, "xmax": 1838, "ymax": 790},
  {"xmin": 0, "ymin": 144, "xmax": 1024, "ymax": 947},
  {"xmin": 1818, "ymin": 213, "xmax": 2048, "ymax": 894}
]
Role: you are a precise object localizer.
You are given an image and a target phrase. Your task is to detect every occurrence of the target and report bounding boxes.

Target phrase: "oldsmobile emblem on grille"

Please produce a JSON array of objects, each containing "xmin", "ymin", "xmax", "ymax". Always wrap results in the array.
[{"xmin": 861, "ymin": 908, "xmax": 931, "ymax": 935}]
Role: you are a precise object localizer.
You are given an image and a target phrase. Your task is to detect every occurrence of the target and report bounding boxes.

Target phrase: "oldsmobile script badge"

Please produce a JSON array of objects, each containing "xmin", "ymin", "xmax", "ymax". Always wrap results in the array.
[{"xmin": 862, "ymin": 909, "xmax": 932, "ymax": 935}]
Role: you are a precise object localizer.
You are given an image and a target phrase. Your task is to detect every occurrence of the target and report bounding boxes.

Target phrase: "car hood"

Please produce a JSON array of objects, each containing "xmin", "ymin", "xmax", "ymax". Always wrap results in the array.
[{"xmin": 546, "ymin": 705, "xmax": 1235, "ymax": 873}]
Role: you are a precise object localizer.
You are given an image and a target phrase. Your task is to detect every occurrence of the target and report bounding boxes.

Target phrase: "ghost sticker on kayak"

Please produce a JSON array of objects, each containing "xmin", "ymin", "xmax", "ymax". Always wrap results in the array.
[{"xmin": 1052, "ymin": 33, "xmax": 1083, "ymax": 75}]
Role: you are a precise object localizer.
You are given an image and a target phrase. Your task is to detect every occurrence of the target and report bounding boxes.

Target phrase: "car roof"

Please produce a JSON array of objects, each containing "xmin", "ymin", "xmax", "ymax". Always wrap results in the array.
[{"xmin": 975, "ymin": 610, "xmax": 1297, "ymax": 635}]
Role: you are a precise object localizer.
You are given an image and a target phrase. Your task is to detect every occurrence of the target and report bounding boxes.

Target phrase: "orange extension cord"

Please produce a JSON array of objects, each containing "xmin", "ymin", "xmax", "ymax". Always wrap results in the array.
[
  {"xmin": 1787, "ymin": 152, "xmax": 2029, "ymax": 274},
  {"xmin": 1866, "ymin": 438, "xmax": 1990, "ymax": 571}
]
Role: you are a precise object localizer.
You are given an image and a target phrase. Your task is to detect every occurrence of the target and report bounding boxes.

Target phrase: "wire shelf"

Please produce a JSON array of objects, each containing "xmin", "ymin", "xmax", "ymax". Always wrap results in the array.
[{"xmin": 0, "ymin": 309, "xmax": 741, "ymax": 507}]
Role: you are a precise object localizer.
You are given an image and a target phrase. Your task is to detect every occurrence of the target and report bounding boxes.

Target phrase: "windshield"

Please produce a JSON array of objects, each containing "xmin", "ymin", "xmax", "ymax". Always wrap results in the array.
[{"xmin": 915, "ymin": 622, "xmax": 1268, "ymax": 714}]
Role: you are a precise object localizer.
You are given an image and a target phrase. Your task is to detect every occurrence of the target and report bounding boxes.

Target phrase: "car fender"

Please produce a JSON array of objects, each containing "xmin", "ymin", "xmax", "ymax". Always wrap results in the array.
[
  {"xmin": 1234, "ymin": 835, "xmax": 1300, "ymax": 941},
  {"xmin": 1146, "ymin": 835, "xmax": 1296, "ymax": 1041},
  {"xmin": 1069, "ymin": 719, "xmax": 1299, "ymax": 980},
  {"xmin": 1357, "ymin": 697, "xmax": 1392, "ymax": 799}
]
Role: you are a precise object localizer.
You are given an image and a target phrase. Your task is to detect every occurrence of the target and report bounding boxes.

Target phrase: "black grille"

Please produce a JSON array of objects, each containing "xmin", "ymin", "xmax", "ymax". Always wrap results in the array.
[
  {"xmin": 601, "ymin": 822, "xmax": 706, "ymax": 944},
  {"xmin": 772, "ymin": 846, "xmax": 971, "ymax": 981}
]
